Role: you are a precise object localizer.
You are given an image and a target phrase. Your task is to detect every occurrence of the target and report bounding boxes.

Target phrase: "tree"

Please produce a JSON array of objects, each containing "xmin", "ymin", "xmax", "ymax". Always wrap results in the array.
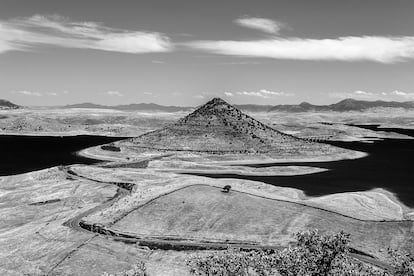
[{"xmin": 222, "ymin": 185, "xmax": 231, "ymax": 193}]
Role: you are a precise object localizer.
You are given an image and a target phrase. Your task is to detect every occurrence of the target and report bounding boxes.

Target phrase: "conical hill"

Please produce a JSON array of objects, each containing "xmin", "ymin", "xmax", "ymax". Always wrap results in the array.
[{"xmin": 129, "ymin": 98, "xmax": 340, "ymax": 155}]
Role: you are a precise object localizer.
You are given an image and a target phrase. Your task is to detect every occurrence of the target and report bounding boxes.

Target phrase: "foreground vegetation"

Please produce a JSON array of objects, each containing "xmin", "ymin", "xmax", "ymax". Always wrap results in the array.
[
  {"xmin": 187, "ymin": 229, "xmax": 413, "ymax": 276},
  {"xmin": 101, "ymin": 260, "xmax": 148, "ymax": 276}
]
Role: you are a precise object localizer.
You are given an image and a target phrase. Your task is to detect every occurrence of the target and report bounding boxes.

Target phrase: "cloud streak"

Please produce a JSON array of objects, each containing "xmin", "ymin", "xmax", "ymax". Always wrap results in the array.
[
  {"xmin": 225, "ymin": 89, "xmax": 293, "ymax": 99},
  {"xmin": 105, "ymin": 91, "xmax": 124, "ymax": 97},
  {"xmin": 331, "ymin": 90, "xmax": 414, "ymax": 100},
  {"xmin": 0, "ymin": 15, "xmax": 172, "ymax": 54},
  {"xmin": 11, "ymin": 90, "xmax": 69, "ymax": 97},
  {"xmin": 12, "ymin": 90, "xmax": 42, "ymax": 96},
  {"xmin": 387, "ymin": 90, "xmax": 414, "ymax": 100},
  {"xmin": 187, "ymin": 36, "xmax": 414, "ymax": 63},
  {"xmin": 235, "ymin": 17, "xmax": 284, "ymax": 34}
]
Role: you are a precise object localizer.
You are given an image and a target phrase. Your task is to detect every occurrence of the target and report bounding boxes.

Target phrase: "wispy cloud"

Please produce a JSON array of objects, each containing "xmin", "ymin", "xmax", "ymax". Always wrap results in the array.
[
  {"xmin": 226, "ymin": 89, "xmax": 293, "ymax": 99},
  {"xmin": 11, "ymin": 90, "xmax": 70, "ymax": 97},
  {"xmin": 234, "ymin": 17, "xmax": 285, "ymax": 34},
  {"xmin": 0, "ymin": 14, "xmax": 172, "ymax": 54},
  {"xmin": 330, "ymin": 90, "xmax": 376, "ymax": 99},
  {"xmin": 12, "ymin": 90, "xmax": 42, "ymax": 96},
  {"xmin": 187, "ymin": 36, "xmax": 414, "ymax": 63},
  {"xmin": 387, "ymin": 90, "xmax": 414, "ymax": 100},
  {"xmin": 331, "ymin": 90, "xmax": 414, "ymax": 100},
  {"xmin": 105, "ymin": 91, "xmax": 124, "ymax": 97}
]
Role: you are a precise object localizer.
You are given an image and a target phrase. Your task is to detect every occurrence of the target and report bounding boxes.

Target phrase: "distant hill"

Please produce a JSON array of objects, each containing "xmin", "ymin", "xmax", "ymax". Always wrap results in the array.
[
  {"xmin": 63, "ymin": 103, "xmax": 106, "ymax": 109},
  {"xmin": 125, "ymin": 97, "xmax": 344, "ymax": 156},
  {"xmin": 63, "ymin": 102, "xmax": 193, "ymax": 112},
  {"xmin": 0, "ymin": 99, "xmax": 20, "ymax": 109},
  {"xmin": 269, "ymin": 98, "xmax": 414, "ymax": 112}
]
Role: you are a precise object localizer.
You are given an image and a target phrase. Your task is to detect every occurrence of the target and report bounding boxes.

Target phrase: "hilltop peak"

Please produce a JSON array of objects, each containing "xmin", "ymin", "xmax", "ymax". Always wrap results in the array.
[
  {"xmin": 205, "ymin": 97, "xmax": 230, "ymax": 105},
  {"xmin": 176, "ymin": 97, "xmax": 243, "ymax": 126},
  {"xmin": 188, "ymin": 97, "xmax": 234, "ymax": 114}
]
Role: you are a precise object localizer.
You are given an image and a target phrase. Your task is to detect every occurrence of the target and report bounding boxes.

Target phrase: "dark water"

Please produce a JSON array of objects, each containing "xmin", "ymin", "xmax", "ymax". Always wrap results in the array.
[
  {"xmin": 347, "ymin": 124, "xmax": 414, "ymax": 137},
  {"xmin": 0, "ymin": 135, "xmax": 126, "ymax": 176},
  {"xmin": 188, "ymin": 130, "xmax": 414, "ymax": 207},
  {"xmin": 2, "ymin": 127, "xmax": 414, "ymax": 207}
]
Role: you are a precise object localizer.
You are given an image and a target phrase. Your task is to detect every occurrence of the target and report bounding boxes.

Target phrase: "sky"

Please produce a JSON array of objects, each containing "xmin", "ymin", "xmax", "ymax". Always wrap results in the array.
[{"xmin": 1, "ymin": 0, "xmax": 414, "ymax": 106}]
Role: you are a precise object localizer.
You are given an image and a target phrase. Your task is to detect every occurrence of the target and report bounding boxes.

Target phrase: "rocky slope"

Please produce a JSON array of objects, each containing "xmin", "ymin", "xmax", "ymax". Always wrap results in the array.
[{"xmin": 127, "ymin": 98, "xmax": 344, "ymax": 156}]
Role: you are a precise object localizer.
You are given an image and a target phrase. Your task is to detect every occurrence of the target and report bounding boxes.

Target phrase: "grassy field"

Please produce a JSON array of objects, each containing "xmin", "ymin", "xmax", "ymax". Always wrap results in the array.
[{"xmin": 113, "ymin": 185, "xmax": 414, "ymax": 259}]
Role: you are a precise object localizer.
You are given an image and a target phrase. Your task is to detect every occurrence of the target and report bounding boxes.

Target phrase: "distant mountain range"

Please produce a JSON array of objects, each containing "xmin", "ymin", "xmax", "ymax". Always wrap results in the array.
[
  {"xmin": 2, "ymin": 98, "xmax": 413, "ymax": 112},
  {"xmin": 269, "ymin": 98, "xmax": 414, "ymax": 112},
  {"xmin": 62, "ymin": 99, "xmax": 414, "ymax": 112},
  {"xmin": 0, "ymin": 99, "xmax": 20, "ymax": 109},
  {"xmin": 62, "ymin": 102, "xmax": 274, "ymax": 112}
]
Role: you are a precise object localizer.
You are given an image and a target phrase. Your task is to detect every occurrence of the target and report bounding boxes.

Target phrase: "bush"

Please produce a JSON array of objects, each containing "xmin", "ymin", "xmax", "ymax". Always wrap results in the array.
[
  {"xmin": 186, "ymin": 248, "xmax": 277, "ymax": 276},
  {"xmin": 186, "ymin": 229, "xmax": 414, "ymax": 276},
  {"xmin": 275, "ymin": 229, "xmax": 351, "ymax": 276},
  {"xmin": 387, "ymin": 248, "xmax": 414, "ymax": 276},
  {"xmin": 101, "ymin": 260, "xmax": 147, "ymax": 276}
]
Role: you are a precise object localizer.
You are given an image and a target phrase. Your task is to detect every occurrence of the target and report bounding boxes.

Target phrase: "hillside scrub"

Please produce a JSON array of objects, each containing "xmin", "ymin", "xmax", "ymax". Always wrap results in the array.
[
  {"xmin": 101, "ymin": 261, "xmax": 147, "ymax": 276},
  {"xmin": 186, "ymin": 229, "xmax": 414, "ymax": 276}
]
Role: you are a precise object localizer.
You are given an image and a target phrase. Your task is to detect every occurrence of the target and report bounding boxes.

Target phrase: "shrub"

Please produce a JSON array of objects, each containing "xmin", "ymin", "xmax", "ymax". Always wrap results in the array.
[
  {"xmin": 387, "ymin": 248, "xmax": 414, "ymax": 276},
  {"xmin": 275, "ymin": 229, "xmax": 351, "ymax": 276},
  {"xmin": 186, "ymin": 229, "xmax": 414, "ymax": 276},
  {"xmin": 186, "ymin": 248, "xmax": 278, "ymax": 276},
  {"xmin": 101, "ymin": 260, "xmax": 147, "ymax": 276}
]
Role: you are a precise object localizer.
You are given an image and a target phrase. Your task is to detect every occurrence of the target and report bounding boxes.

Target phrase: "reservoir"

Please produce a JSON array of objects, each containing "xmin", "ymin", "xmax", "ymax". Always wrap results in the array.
[
  {"xmin": 188, "ymin": 129, "xmax": 414, "ymax": 207},
  {"xmin": 0, "ymin": 135, "xmax": 126, "ymax": 176},
  {"xmin": 2, "ymin": 128, "xmax": 414, "ymax": 207}
]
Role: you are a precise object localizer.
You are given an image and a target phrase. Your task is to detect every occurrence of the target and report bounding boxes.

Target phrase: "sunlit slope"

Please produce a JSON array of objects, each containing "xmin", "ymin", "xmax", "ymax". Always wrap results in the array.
[{"xmin": 113, "ymin": 185, "xmax": 413, "ymax": 256}]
